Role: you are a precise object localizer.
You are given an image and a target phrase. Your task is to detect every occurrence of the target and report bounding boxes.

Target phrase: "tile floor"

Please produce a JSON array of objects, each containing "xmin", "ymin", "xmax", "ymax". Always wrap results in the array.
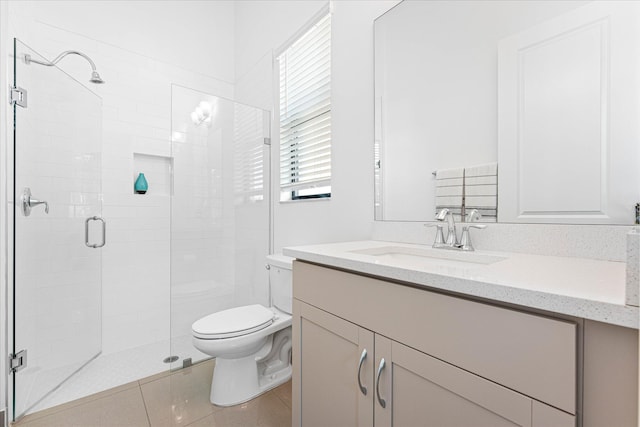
[{"xmin": 14, "ymin": 360, "xmax": 292, "ymax": 427}]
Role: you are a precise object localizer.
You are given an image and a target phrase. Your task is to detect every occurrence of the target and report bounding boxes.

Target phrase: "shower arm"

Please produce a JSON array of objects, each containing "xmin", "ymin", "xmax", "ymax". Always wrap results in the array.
[{"xmin": 25, "ymin": 50, "xmax": 99, "ymax": 73}]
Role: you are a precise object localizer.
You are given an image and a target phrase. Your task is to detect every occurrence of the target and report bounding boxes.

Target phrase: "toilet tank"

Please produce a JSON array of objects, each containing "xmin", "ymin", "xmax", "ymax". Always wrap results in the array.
[{"xmin": 267, "ymin": 254, "xmax": 294, "ymax": 314}]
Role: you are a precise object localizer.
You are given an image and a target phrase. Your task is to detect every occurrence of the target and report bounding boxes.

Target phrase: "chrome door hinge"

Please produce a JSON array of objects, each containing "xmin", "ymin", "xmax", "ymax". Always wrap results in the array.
[
  {"xmin": 264, "ymin": 137, "xmax": 271, "ymax": 146},
  {"xmin": 9, "ymin": 349, "xmax": 27, "ymax": 373},
  {"xmin": 9, "ymin": 86, "xmax": 27, "ymax": 108}
]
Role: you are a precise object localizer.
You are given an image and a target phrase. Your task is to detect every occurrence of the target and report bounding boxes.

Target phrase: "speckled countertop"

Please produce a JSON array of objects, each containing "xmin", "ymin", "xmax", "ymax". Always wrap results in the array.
[{"xmin": 283, "ymin": 240, "xmax": 639, "ymax": 329}]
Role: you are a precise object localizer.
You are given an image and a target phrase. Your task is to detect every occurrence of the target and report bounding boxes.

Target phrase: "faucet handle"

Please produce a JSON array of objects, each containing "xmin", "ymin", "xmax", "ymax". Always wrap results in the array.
[
  {"xmin": 459, "ymin": 224, "xmax": 487, "ymax": 251},
  {"xmin": 466, "ymin": 224, "xmax": 487, "ymax": 230},
  {"xmin": 424, "ymin": 223, "xmax": 446, "ymax": 248},
  {"xmin": 435, "ymin": 208, "xmax": 450, "ymax": 221},
  {"xmin": 21, "ymin": 187, "xmax": 49, "ymax": 216},
  {"xmin": 466, "ymin": 209, "xmax": 481, "ymax": 223}
]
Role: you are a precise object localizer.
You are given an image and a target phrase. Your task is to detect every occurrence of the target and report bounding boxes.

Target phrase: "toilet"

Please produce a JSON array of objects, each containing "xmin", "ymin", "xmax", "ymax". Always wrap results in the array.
[{"xmin": 192, "ymin": 254, "xmax": 294, "ymax": 406}]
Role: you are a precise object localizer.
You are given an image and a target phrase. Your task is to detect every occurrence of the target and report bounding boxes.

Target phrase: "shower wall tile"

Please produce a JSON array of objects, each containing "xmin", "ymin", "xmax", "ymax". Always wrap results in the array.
[{"xmin": 11, "ymin": 18, "xmax": 235, "ymax": 357}]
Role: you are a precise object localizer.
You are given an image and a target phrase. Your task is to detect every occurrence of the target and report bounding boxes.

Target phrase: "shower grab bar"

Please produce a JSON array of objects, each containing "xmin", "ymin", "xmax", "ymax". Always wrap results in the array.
[{"xmin": 85, "ymin": 216, "xmax": 106, "ymax": 248}]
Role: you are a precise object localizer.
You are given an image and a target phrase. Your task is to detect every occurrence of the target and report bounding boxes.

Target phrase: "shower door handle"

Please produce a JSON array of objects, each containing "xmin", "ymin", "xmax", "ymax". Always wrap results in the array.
[{"xmin": 85, "ymin": 216, "xmax": 106, "ymax": 248}]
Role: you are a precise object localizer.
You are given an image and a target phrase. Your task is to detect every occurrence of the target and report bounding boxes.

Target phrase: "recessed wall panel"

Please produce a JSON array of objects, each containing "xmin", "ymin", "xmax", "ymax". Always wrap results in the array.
[{"xmin": 518, "ymin": 22, "xmax": 606, "ymax": 215}]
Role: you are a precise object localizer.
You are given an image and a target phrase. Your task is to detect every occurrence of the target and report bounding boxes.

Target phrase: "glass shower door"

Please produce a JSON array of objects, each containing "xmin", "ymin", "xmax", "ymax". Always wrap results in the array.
[
  {"xmin": 170, "ymin": 86, "xmax": 271, "ymax": 369},
  {"xmin": 10, "ymin": 39, "xmax": 103, "ymax": 420}
]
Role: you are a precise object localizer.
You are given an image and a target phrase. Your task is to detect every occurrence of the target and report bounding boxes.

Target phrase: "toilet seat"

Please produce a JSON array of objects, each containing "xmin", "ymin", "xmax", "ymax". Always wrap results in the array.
[{"xmin": 192, "ymin": 304, "xmax": 275, "ymax": 339}]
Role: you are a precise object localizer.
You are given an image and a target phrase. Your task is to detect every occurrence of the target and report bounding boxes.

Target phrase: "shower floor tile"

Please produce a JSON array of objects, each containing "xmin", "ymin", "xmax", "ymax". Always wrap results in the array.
[
  {"xmin": 15, "ymin": 360, "xmax": 292, "ymax": 427},
  {"xmin": 26, "ymin": 335, "xmax": 208, "ymax": 414}
]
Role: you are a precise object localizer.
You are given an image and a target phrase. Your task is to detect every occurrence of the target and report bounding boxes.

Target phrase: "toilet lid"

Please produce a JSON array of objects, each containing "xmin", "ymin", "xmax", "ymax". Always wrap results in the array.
[{"xmin": 192, "ymin": 304, "xmax": 275, "ymax": 339}]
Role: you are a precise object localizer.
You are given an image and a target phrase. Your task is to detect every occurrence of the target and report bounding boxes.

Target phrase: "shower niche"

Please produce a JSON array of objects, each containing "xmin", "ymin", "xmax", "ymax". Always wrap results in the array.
[{"xmin": 133, "ymin": 153, "xmax": 173, "ymax": 196}]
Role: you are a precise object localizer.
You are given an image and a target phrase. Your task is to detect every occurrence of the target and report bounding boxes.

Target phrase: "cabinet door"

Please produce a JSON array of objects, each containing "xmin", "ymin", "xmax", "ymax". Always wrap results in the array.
[
  {"xmin": 292, "ymin": 300, "xmax": 374, "ymax": 427},
  {"xmin": 375, "ymin": 336, "xmax": 536, "ymax": 427}
]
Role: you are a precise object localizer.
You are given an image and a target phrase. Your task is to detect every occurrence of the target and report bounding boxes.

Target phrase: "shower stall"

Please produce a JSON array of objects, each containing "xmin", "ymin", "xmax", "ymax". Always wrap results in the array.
[{"xmin": 8, "ymin": 38, "xmax": 272, "ymax": 421}]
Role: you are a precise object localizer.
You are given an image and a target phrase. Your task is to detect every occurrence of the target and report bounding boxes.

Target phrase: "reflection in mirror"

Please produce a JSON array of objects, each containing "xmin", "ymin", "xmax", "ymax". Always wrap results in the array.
[{"xmin": 374, "ymin": 1, "xmax": 640, "ymax": 224}]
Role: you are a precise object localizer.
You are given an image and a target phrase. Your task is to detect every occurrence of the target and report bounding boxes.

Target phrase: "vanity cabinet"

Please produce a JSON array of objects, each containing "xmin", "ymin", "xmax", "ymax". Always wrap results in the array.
[
  {"xmin": 295, "ymin": 299, "xmax": 571, "ymax": 427},
  {"xmin": 292, "ymin": 261, "xmax": 582, "ymax": 427}
]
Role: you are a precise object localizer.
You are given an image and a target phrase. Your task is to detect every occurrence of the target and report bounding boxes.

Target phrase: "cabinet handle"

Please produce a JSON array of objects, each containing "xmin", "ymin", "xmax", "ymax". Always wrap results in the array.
[
  {"xmin": 376, "ymin": 358, "xmax": 386, "ymax": 408},
  {"xmin": 357, "ymin": 349, "xmax": 367, "ymax": 395}
]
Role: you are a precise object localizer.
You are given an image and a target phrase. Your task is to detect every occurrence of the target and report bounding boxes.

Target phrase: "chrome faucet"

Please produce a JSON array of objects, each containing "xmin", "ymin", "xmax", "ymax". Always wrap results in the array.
[
  {"xmin": 459, "ymin": 209, "xmax": 486, "ymax": 251},
  {"xmin": 436, "ymin": 208, "xmax": 459, "ymax": 247},
  {"xmin": 424, "ymin": 222, "xmax": 446, "ymax": 248},
  {"xmin": 426, "ymin": 208, "xmax": 487, "ymax": 251}
]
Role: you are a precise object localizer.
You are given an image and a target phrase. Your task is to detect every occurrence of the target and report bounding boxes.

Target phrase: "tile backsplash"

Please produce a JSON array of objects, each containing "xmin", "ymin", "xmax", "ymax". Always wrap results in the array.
[
  {"xmin": 626, "ymin": 229, "xmax": 640, "ymax": 306},
  {"xmin": 372, "ymin": 221, "xmax": 634, "ymax": 262}
]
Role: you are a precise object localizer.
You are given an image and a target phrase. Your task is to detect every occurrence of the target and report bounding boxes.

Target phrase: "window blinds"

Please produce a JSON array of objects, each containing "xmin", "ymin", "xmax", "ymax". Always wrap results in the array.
[
  {"xmin": 278, "ymin": 13, "xmax": 331, "ymax": 199},
  {"xmin": 233, "ymin": 103, "xmax": 265, "ymax": 203}
]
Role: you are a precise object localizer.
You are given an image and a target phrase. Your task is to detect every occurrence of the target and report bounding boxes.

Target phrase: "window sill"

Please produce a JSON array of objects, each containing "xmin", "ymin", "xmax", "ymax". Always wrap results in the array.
[{"xmin": 279, "ymin": 197, "xmax": 332, "ymax": 204}]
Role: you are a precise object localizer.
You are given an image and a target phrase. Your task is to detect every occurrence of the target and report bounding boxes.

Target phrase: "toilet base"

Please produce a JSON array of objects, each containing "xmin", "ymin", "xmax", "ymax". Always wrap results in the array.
[
  {"xmin": 210, "ymin": 357, "xmax": 292, "ymax": 406},
  {"xmin": 209, "ymin": 327, "xmax": 292, "ymax": 406}
]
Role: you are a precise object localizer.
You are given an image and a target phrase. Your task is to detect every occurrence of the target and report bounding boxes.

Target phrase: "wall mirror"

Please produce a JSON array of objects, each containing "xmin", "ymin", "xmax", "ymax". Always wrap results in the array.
[{"xmin": 374, "ymin": 0, "xmax": 639, "ymax": 224}]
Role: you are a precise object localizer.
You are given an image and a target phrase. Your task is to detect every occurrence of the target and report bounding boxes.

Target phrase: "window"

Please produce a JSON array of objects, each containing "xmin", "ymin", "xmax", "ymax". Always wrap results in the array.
[{"xmin": 278, "ymin": 12, "xmax": 331, "ymax": 201}]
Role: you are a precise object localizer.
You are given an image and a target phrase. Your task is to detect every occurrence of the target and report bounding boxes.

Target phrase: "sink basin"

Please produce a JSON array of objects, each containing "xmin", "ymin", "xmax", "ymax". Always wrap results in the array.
[{"xmin": 350, "ymin": 246, "xmax": 507, "ymax": 266}]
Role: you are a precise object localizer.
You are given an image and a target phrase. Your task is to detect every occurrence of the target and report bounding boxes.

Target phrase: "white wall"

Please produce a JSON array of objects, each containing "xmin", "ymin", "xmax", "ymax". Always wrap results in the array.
[
  {"xmin": 9, "ymin": 1, "xmax": 235, "ymax": 84},
  {"xmin": 235, "ymin": 0, "xmax": 397, "ymax": 252}
]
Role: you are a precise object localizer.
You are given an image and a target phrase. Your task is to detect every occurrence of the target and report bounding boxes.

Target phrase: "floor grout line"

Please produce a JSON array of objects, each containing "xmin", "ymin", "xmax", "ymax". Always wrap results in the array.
[
  {"xmin": 272, "ymin": 382, "xmax": 292, "ymax": 409},
  {"xmin": 273, "ymin": 392, "xmax": 289, "ymax": 409},
  {"xmin": 183, "ymin": 411, "xmax": 213, "ymax": 427},
  {"xmin": 137, "ymin": 381, "xmax": 153, "ymax": 427}
]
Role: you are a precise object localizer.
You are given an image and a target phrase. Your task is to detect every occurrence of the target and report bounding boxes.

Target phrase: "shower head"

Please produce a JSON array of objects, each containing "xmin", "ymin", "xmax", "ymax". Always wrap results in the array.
[
  {"xmin": 24, "ymin": 50, "xmax": 106, "ymax": 85},
  {"xmin": 90, "ymin": 71, "xmax": 105, "ymax": 84}
]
